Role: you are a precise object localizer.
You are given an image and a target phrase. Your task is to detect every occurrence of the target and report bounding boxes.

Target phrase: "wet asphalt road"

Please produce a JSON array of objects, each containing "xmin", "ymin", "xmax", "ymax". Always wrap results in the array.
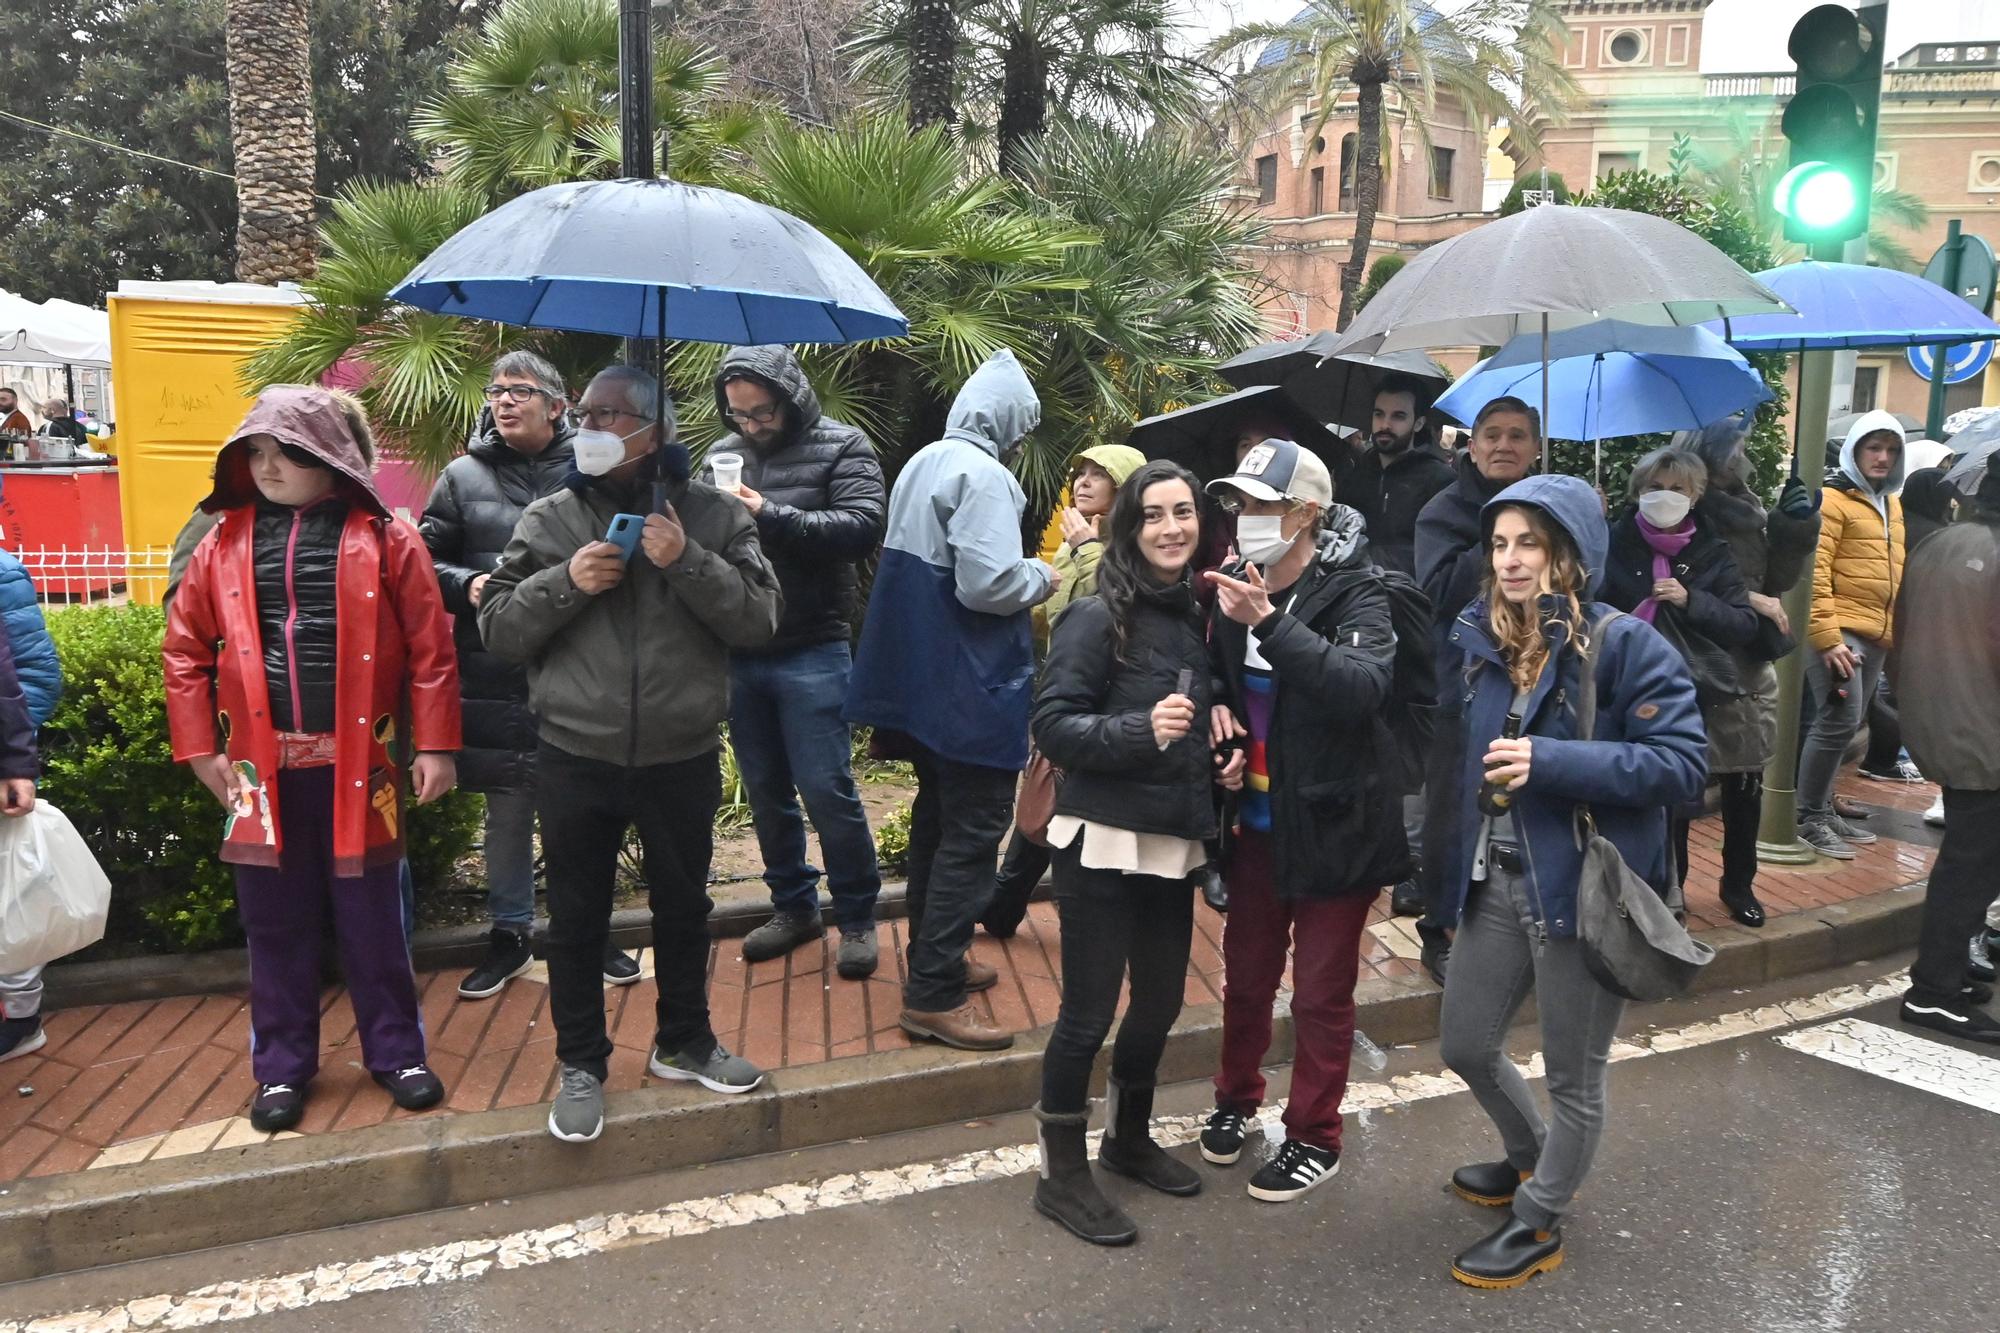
[{"xmin": 9, "ymin": 959, "xmax": 1999, "ymax": 1332}]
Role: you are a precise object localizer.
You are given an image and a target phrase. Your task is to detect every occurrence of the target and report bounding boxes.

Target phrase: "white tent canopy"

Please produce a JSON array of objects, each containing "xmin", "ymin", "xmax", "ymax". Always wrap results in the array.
[{"xmin": 0, "ymin": 289, "xmax": 111, "ymax": 367}]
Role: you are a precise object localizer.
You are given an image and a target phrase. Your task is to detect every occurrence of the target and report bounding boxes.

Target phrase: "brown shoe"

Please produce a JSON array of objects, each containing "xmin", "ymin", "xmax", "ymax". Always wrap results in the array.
[
  {"xmin": 899, "ymin": 1003, "xmax": 1014, "ymax": 1050},
  {"xmin": 965, "ymin": 954, "xmax": 999, "ymax": 993}
]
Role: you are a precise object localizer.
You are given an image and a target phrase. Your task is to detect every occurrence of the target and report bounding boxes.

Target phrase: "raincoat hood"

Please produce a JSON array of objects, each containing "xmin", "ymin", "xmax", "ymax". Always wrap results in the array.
[
  {"xmin": 1838, "ymin": 409, "xmax": 1907, "ymax": 500},
  {"xmin": 1481, "ymin": 473, "xmax": 1609, "ymax": 597},
  {"xmin": 201, "ymin": 385, "xmax": 386, "ymax": 516},
  {"xmin": 713, "ymin": 344, "xmax": 823, "ymax": 446},
  {"xmin": 943, "ymin": 349, "xmax": 1041, "ymax": 459},
  {"xmin": 1076, "ymin": 443, "xmax": 1146, "ymax": 487}
]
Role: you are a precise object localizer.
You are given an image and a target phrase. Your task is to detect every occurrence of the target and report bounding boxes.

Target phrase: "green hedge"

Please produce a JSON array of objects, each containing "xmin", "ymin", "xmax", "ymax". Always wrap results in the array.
[{"xmin": 40, "ymin": 604, "xmax": 483, "ymax": 954}]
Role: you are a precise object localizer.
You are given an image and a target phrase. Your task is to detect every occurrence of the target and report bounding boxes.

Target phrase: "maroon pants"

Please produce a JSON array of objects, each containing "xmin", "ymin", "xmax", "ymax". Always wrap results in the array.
[
  {"xmin": 1213, "ymin": 829, "xmax": 1376, "ymax": 1153},
  {"xmin": 234, "ymin": 766, "xmax": 426, "ymax": 1086}
]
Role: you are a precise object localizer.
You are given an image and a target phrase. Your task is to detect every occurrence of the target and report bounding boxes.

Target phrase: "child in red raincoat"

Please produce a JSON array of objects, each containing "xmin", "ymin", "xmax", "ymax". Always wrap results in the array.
[{"xmin": 163, "ymin": 385, "xmax": 462, "ymax": 1132}]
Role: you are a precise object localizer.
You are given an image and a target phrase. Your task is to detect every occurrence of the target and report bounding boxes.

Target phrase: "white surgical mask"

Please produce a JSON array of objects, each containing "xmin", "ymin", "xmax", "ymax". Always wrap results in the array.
[
  {"xmin": 1638, "ymin": 490, "xmax": 1692, "ymax": 528},
  {"xmin": 573, "ymin": 425, "xmax": 642, "ymax": 476},
  {"xmin": 1236, "ymin": 514, "xmax": 1294, "ymax": 566}
]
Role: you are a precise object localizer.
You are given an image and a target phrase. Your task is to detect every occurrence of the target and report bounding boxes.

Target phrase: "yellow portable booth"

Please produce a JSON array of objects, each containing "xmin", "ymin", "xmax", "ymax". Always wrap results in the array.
[{"xmin": 108, "ymin": 281, "xmax": 304, "ymax": 603}]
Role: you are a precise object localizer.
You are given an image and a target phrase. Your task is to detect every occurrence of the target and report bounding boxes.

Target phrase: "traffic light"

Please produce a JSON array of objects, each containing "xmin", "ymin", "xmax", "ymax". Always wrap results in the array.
[{"xmin": 1776, "ymin": 3, "xmax": 1886, "ymax": 244}]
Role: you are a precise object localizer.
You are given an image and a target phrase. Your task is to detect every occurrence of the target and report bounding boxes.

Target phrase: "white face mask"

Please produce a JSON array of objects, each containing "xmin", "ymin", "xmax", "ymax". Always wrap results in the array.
[
  {"xmin": 1236, "ymin": 514, "xmax": 1294, "ymax": 566},
  {"xmin": 573, "ymin": 424, "xmax": 644, "ymax": 476},
  {"xmin": 1638, "ymin": 490, "xmax": 1692, "ymax": 528}
]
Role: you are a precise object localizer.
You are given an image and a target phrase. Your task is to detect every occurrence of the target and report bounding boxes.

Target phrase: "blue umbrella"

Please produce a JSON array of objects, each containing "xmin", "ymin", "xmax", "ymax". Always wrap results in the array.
[
  {"xmin": 391, "ymin": 178, "xmax": 908, "ymax": 345},
  {"xmin": 1711, "ymin": 260, "xmax": 2000, "ymax": 351},
  {"xmin": 1436, "ymin": 321, "xmax": 1773, "ymax": 485}
]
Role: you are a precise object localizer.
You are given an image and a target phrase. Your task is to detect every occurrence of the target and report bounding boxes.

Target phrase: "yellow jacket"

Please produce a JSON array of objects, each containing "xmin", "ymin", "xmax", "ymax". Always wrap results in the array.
[{"xmin": 1810, "ymin": 482, "xmax": 1904, "ymax": 650}]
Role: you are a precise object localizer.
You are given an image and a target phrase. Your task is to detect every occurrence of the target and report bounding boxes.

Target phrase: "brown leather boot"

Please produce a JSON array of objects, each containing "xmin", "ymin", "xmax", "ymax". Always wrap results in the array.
[
  {"xmin": 898, "ymin": 1002, "xmax": 1013, "ymax": 1050},
  {"xmin": 965, "ymin": 954, "xmax": 999, "ymax": 992}
]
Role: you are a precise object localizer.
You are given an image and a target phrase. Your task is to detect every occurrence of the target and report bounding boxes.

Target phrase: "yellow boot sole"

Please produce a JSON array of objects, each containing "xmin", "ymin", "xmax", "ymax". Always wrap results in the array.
[{"xmin": 1451, "ymin": 1245, "xmax": 1564, "ymax": 1290}]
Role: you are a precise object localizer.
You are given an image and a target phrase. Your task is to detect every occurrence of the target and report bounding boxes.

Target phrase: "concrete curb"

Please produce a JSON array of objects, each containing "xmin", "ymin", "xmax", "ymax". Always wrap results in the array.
[{"xmin": 0, "ymin": 882, "xmax": 1924, "ymax": 1284}]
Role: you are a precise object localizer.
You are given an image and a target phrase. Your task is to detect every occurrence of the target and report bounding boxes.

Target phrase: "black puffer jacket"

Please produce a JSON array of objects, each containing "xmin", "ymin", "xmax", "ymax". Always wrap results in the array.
[
  {"xmin": 419, "ymin": 412, "xmax": 577, "ymax": 791},
  {"xmin": 1415, "ymin": 451, "xmax": 1513, "ymax": 645},
  {"xmin": 1600, "ymin": 513, "xmax": 1761, "ymax": 651},
  {"xmin": 1032, "ymin": 581, "xmax": 1217, "ymax": 842},
  {"xmin": 1342, "ymin": 444, "xmax": 1455, "ymax": 577},
  {"xmin": 1210, "ymin": 508, "xmax": 1407, "ymax": 899},
  {"xmin": 709, "ymin": 345, "xmax": 886, "ymax": 654},
  {"xmin": 253, "ymin": 497, "xmax": 345, "ymax": 734}
]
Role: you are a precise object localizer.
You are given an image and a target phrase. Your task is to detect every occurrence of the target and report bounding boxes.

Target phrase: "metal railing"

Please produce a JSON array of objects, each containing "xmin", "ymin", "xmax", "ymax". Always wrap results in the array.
[{"xmin": 7, "ymin": 547, "xmax": 173, "ymax": 606}]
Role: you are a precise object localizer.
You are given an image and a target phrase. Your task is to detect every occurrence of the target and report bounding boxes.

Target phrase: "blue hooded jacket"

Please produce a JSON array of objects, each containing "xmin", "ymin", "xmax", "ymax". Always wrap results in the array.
[
  {"xmin": 845, "ymin": 349, "xmax": 1053, "ymax": 769},
  {"xmin": 0, "ymin": 549, "xmax": 60, "ymax": 728},
  {"xmin": 1437, "ymin": 474, "xmax": 1706, "ymax": 939}
]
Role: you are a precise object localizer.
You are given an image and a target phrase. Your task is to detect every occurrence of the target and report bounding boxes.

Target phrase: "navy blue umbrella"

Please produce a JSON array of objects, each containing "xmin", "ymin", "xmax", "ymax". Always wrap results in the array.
[
  {"xmin": 1711, "ymin": 260, "xmax": 2000, "ymax": 351},
  {"xmin": 391, "ymin": 178, "xmax": 908, "ymax": 345}
]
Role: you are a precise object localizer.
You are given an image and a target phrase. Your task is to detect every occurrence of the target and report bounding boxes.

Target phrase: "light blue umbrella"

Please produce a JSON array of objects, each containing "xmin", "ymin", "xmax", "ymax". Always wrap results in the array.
[
  {"xmin": 1436, "ymin": 321, "xmax": 1773, "ymax": 485},
  {"xmin": 1711, "ymin": 260, "xmax": 2000, "ymax": 351}
]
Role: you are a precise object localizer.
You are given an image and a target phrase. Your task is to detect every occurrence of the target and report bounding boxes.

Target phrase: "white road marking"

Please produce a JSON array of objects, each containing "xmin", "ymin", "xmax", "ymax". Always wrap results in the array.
[
  {"xmin": 3, "ymin": 971, "xmax": 1910, "ymax": 1332},
  {"xmin": 1777, "ymin": 1016, "xmax": 2000, "ymax": 1115}
]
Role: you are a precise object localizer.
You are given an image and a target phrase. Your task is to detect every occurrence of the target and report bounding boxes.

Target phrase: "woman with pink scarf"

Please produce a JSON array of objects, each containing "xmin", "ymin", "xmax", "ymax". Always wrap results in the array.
[{"xmin": 1600, "ymin": 446, "xmax": 1761, "ymax": 919}]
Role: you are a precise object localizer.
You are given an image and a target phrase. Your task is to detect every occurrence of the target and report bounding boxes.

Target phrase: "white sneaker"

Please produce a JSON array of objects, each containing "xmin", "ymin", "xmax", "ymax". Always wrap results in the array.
[{"xmin": 1924, "ymin": 796, "xmax": 1946, "ymax": 827}]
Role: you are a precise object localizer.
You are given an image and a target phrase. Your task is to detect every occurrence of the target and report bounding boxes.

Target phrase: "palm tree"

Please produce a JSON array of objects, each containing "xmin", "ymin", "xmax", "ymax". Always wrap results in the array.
[
  {"xmin": 226, "ymin": 0, "xmax": 320, "ymax": 281},
  {"xmin": 850, "ymin": 0, "xmax": 1216, "ymax": 177},
  {"xmin": 907, "ymin": 0, "xmax": 958, "ymax": 130},
  {"xmin": 1210, "ymin": 0, "xmax": 1576, "ymax": 329}
]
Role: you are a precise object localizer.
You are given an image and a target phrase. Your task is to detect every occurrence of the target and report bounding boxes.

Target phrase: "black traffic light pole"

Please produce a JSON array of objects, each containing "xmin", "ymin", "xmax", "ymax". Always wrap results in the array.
[{"xmin": 1925, "ymin": 219, "xmax": 1964, "ymax": 441}]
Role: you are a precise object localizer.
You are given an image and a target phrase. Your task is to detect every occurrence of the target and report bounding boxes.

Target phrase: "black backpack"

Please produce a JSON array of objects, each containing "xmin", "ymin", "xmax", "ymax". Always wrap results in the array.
[{"xmin": 1376, "ymin": 567, "xmax": 1439, "ymax": 796}]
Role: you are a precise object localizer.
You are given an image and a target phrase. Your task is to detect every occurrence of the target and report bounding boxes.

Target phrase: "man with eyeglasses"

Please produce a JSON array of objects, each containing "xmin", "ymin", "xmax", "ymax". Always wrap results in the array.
[
  {"xmin": 421, "ymin": 352, "xmax": 642, "ymax": 998},
  {"xmin": 481, "ymin": 365, "xmax": 782, "ymax": 1142},
  {"xmin": 704, "ymin": 347, "xmax": 889, "ymax": 979}
]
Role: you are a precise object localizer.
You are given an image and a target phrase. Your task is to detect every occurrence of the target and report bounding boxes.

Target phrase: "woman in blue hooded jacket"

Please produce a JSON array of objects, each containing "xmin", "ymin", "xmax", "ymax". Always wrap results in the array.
[{"xmin": 1433, "ymin": 475, "xmax": 1706, "ymax": 1290}]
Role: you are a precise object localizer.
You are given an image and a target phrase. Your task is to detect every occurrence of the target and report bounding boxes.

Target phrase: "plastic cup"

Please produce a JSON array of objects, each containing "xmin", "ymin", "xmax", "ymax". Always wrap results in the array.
[{"xmin": 709, "ymin": 452, "xmax": 744, "ymax": 492}]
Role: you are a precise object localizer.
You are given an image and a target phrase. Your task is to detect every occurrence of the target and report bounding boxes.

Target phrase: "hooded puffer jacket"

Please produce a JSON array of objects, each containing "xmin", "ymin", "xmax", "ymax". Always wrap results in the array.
[
  {"xmin": 419, "ymin": 410, "xmax": 577, "ymax": 792},
  {"xmin": 1435, "ymin": 476, "xmax": 1707, "ymax": 939},
  {"xmin": 845, "ymin": 349, "xmax": 1052, "ymax": 770},
  {"xmin": 709, "ymin": 345, "xmax": 886, "ymax": 654},
  {"xmin": 1811, "ymin": 409, "xmax": 1907, "ymax": 650}
]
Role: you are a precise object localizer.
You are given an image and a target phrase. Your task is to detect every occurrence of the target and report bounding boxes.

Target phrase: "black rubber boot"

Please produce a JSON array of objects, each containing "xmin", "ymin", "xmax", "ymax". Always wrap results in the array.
[
  {"xmin": 1451, "ymin": 1215, "xmax": 1564, "ymax": 1289},
  {"xmin": 1098, "ymin": 1079, "xmax": 1201, "ymax": 1197},
  {"xmin": 1032, "ymin": 1104, "xmax": 1138, "ymax": 1246},
  {"xmin": 1450, "ymin": 1160, "xmax": 1531, "ymax": 1207}
]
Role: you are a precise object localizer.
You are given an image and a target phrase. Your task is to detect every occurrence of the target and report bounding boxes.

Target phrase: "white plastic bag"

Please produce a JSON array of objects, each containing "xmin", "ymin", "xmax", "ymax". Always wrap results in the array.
[{"xmin": 0, "ymin": 802, "xmax": 111, "ymax": 973}]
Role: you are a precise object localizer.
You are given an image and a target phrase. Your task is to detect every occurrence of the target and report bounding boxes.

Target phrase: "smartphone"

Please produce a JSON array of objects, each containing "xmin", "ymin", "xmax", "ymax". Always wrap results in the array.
[{"xmin": 604, "ymin": 513, "xmax": 644, "ymax": 562}]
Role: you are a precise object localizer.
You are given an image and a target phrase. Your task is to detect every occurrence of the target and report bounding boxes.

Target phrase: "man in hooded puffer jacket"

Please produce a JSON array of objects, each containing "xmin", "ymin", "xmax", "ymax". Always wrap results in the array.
[
  {"xmin": 1798, "ymin": 410, "xmax": 1906, "ymax": 860},
  {"xmin": 705, "ymin": 346, "xmax": 888, "ymax": 979}
]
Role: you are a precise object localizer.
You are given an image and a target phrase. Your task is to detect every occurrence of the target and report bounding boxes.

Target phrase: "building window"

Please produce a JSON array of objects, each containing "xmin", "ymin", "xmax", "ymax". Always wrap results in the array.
[
  {"xmin": 1429, "ymin": 146, "xmax": 1455, "ymax": 199},
  {"xmin": 1607, "ymin": 29, "xmax": 1646, "ymax": 64},
  {"xmin": 1310, "ymin": 167, "xmax": 1326, "ymax": 215},
  {"xmin": 1970, "ymin": 46, "xmax": 1991, "ymax": 62},
  {"xmin": 1339, "ymin": 133, "xmax": 1358, "ymax": 208},
  {"xmin": 1853, "ymin": 366, "xmax": 1880, "ymax": 414},
  {"xmin": 1972, "ymin": 154, "xmax": 2000, "ymax": 191},
  {"xmin": 1937, "ymin": 47, "xmax": 1958, "ymax": 63},
  {"xmin": 1256, "ymin": 154, "xmax": 1277, "ymax": 205},
  {"xmin": 1596, "ymin": 151, "xmax": 1640, "ymax": 179}
]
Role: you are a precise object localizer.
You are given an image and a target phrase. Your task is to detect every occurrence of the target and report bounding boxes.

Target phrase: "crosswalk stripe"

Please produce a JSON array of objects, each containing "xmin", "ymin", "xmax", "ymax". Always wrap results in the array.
[{"xmin": 1776, "ymin": 1017, "xmax": 2000, "ymax": 1115}]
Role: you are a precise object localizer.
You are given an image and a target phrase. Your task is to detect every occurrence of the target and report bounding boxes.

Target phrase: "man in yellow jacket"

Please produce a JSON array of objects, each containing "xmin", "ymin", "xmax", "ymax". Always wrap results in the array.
[{"xmin": 1799, "ymin": 410, "xmax": 1906, "ymax": 859}]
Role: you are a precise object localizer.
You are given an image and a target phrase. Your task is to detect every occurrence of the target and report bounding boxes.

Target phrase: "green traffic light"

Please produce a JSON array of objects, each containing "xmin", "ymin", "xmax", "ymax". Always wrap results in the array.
[{"xmin": 1776, "ymin": 160, "xmax": 1861, "ymax": 232}]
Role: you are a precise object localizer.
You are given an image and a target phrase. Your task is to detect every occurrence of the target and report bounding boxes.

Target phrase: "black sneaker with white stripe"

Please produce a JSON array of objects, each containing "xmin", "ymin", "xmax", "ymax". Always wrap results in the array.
[
  {"xmin": 1247, "ymin": 1138, "xmax": 1340, "ymax": 1202},
  {"xmin": 1199, "ymin": 1107, "xmax": 1249, "ymax": 1165},
  {"xmin": 1899, "ymin": 989, "xmax": 2000, "ymax": 1044}
]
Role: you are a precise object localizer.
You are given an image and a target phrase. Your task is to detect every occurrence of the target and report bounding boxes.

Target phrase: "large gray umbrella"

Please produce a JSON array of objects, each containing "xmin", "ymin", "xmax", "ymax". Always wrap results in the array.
[
  {"xmin": 1217, "ymin": 333, "xmax": 1448, "ymax": 433},
  {"xmin": 1330, "ymin": 205, "xmax": 1789, "ymax": 466}
]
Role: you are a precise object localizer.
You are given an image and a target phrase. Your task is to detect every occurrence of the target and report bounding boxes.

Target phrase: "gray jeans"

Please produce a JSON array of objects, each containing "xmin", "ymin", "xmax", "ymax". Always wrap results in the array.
[
  {"xmin": 484, "ymin": 787, "xmax": 539, "ymax": 932},
  {"xmin": 1799, "ymin": 630, "xmax": 1887, "ymax": 819},
  {"xmin": 1439, "ymin": 864, "xmax": 1626, "ymax": 1231},
  {"xmin": 1, "ymin": 964, "xmax": 44, "ymax": 1020}
]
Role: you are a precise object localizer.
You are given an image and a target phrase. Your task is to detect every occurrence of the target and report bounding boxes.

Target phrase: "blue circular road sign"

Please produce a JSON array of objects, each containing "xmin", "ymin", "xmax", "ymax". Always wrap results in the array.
[{"xmin": 1906, "ymin": 339, "xmax": 1995, "ymax": 384}]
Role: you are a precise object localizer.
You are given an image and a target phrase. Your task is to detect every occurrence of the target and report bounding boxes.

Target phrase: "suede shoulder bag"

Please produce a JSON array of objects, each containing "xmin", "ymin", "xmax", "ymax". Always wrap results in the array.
[{"xmin": 1571, "ymin": 612, "xmax": 1716, "ymax": 1001}]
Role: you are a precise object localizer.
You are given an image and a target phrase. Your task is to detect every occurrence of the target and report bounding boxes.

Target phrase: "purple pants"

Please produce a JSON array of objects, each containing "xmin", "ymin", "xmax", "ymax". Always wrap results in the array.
[{"xmin": 234, "ymin": 766, "xmax": 426, "ymax": 1085}]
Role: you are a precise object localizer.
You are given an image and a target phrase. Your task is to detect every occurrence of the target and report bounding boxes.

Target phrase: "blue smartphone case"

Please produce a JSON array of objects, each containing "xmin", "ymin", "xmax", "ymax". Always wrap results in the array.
[{"xmin": 605, "ymin": 513, "xmax": 644, "ymax": 561}]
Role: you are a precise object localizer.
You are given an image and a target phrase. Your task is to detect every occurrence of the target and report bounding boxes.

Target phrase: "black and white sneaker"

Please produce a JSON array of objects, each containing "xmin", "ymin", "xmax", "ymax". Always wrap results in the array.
[
  {"xmin": 1900, "ymin": 990, "xmax": 2000, "ymax": 1045},
  {"xmin": 1199, "ymin": 1107, "xmax": 1249, "ymax": 1165},
  {"xmin": 0, "ymin": 1015, "xmax": 45, "ymax": 1063},
  {"xmin": 459, "ymin": 928, "xmax": 534, "ymax": 999},
  {"xmin": 249, "ymin": 1082, "xmax": 306, "ymax": 1132},
  {"xmin": 603, "ymin": 946, "xmax": 642, "ymax": 986},
  {"xmin": 1247, "ymin": 1138, "xmax": 1340, "ymax": 1202},
  {"xmin": 1859, "ymin": 759, "xmax": 1925, "ymax": 783},
  {"xmin": 372, "ymin": 1063, "xmax": 445, "ymax": 1111}
]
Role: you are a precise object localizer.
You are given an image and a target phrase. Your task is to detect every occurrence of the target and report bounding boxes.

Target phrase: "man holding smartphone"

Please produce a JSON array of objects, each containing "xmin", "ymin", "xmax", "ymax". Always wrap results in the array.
[{"xmin": 480, "ymin": 366, "xmax": 783, "ymax": 1144}]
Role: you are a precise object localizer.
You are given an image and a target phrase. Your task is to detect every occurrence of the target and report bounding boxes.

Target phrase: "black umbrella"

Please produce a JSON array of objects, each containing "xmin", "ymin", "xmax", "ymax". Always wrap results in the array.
[
  {"xmin": 1216, "ymin": 334, "xmax": 1449, "ymax": 433},
  {"xmin": 1125, "ymin": 384, "xmax": 1351, "ymax": 483}
]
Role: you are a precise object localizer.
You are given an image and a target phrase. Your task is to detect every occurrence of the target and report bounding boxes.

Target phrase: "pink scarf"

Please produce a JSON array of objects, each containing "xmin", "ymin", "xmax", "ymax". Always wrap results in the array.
[{"xmin": 1634, "ymin": 515, "xmax": 1695, "ymax": 623}]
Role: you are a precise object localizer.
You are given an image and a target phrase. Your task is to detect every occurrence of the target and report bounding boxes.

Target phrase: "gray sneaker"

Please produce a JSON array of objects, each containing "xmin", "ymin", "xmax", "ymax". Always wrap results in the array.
[
  {"xmin": 741, "ymin": 907, "xmax": 825, "ymax": 963},
  {"xmin": 650, "ymin": 1042, "xmax": 765, "ymax": 1094},
  {"xmin": 1825, "ymin": 812, "xmax": 1878, "ymax": 845},
  {"xmin": 548, "ymin": 1065, "xmax": 604, "ymax": 1143},
  {"xmin": 836, "ymin": 925, "xmax": 879, "ymax": 980},
  {"xmin": 1799, "ymin": 817, "xmax": 1856, "ymax": 860}
]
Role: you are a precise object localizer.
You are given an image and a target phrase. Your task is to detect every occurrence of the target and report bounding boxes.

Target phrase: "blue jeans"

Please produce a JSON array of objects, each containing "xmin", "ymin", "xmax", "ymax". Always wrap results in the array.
[
  {"xmin": 483, "ymin": 786, "xmax": 539, "ymax": 932},
  {"xmin": 729, "ymin": 640, "xmax": 881, "ymax": 928}
]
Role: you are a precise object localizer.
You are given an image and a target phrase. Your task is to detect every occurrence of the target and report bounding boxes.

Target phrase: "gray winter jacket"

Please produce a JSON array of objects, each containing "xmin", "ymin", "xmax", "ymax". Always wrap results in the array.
[{"xmin": 1892, "ymin": 517, "xmax": 2000, "ymax": 790}]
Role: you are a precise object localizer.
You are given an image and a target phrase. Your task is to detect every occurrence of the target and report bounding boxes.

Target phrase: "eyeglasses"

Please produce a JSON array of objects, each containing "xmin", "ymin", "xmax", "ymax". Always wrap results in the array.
[
  {"xmin": 722, "ymin": 404, "xmax": 782, "ymax": 426},
  {"xmin": 576, "ymin": 407, "xmax": 654, "ymax": 429},
  {"xmin": 482, "ymin": 383, "xmax": 554, "ymax": 404}
]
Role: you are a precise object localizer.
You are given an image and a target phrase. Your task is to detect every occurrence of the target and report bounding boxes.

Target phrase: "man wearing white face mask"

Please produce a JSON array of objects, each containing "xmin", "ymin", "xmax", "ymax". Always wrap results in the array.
[
  {"xmin": 480, "ymin": 366, "xmax": 783, "ymax": 1143},
  {"xmin": 1196, "ymin": 439, "xmax": 1406, "ymax": 1203}
]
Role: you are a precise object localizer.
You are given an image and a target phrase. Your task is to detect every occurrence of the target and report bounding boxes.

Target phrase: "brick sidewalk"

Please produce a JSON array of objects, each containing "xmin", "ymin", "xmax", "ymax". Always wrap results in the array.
[{"xmin": 0, "ymin": 772, "xmax": 1941, "ymax": 1185}]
